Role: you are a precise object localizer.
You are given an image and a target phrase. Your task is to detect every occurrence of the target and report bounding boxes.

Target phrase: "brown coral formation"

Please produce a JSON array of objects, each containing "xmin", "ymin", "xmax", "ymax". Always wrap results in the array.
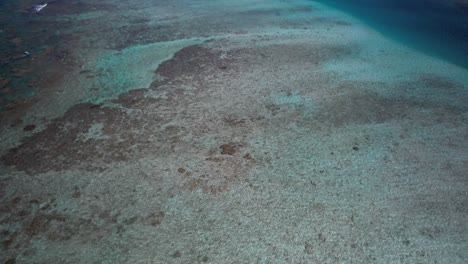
[{"xmin": 0, "ymin": 101, "xmax": 178, "ymax": 174}]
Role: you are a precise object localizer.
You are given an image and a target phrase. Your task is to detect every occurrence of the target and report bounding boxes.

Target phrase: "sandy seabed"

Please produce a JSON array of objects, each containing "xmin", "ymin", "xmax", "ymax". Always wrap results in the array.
[{"xmin": 0, "ymin": 0, "xmax": 467, "ymax": 263}]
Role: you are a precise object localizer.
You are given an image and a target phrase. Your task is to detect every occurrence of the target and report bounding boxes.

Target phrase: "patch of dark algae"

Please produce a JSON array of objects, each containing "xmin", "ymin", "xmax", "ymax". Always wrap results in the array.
[
  {"xmin": 155, "ymin": 44, "xmax": 238, "ymax": 83},
  {"xmin": 0, "ymin": 99, "xmax": 180, "ymax": 174},
  {"xmin": 1, "ymin": 103, "xmax": 132, "ymax": 174}
]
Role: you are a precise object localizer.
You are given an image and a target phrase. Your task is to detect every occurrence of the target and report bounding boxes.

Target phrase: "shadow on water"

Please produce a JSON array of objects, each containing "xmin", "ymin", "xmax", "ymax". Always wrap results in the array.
[{"xmin": 313, "ymin": 0, "xmax": 468, "ymax": 69}]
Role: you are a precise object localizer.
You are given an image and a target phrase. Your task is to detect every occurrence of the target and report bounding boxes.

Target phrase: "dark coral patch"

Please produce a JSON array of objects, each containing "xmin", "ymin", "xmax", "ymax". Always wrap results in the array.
[
  {"xmin": 155, "ymin": 45, "xmax": 236, "ymax": 82},
  {"xmin": 1, "ymin": 103, "xmax": 127, "ymax": 173},
  {"xmin": 220, "ymin": 144, "xmax": 236, "ymax": 155},
  {"xmin": 0, "ymin": 98, "xmax": 179, "ymax": 174},
  {"xmin": 111, "ymin": 88, "xmax": 160, "ymax": 108},
  {"xmin": 23, "ymin": 124, "xmax": 36, "ymax": 131}
]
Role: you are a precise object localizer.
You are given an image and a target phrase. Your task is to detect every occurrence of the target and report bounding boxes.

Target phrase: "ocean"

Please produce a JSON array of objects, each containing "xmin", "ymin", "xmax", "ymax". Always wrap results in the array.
[{"xmin": 1, "ymin": 1, "xmax": 467, "ymax": 263}]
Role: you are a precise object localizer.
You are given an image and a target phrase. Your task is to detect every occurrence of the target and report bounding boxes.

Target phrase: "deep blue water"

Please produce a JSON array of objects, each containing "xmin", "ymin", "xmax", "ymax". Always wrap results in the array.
[{"xmin": 314, "ymin": 0, "xmax": 468, "ymax": 69}]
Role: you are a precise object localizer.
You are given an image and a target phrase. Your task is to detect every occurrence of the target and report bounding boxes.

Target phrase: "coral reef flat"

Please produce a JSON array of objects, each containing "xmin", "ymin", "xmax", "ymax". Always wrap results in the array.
[{"xmin": 0, "ymin": 0, "xmax": 467, "ymax": 263}]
